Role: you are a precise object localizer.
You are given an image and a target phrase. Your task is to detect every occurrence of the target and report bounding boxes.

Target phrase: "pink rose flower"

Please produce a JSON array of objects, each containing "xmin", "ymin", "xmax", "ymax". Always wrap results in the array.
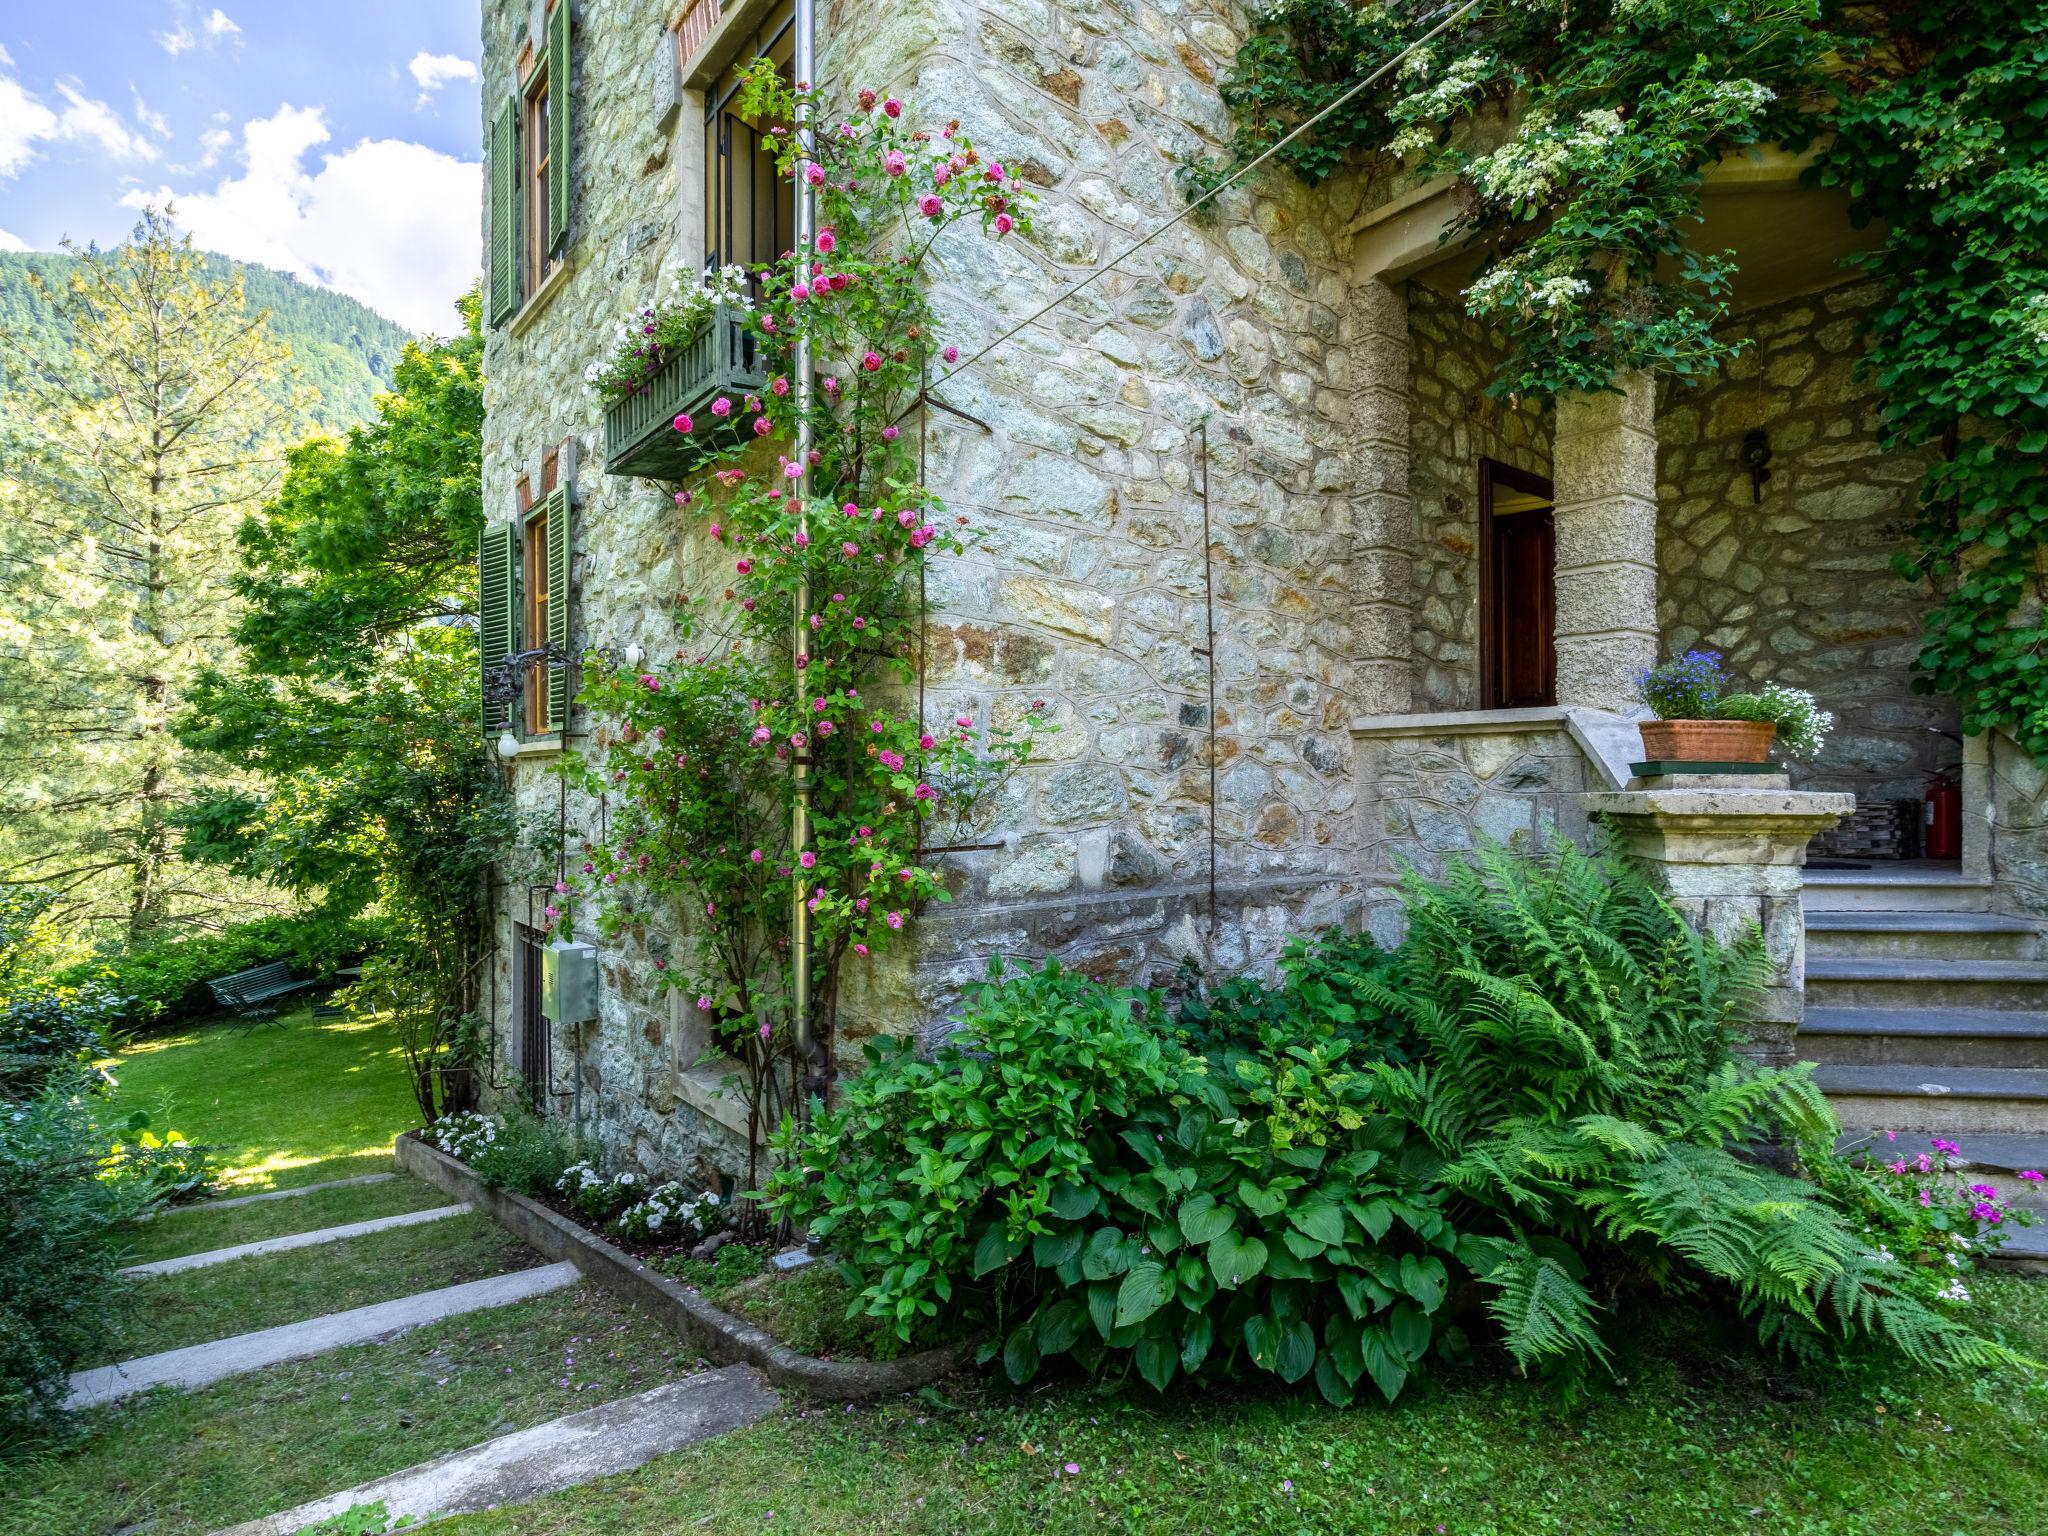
[
  {"xmin": 883, "ymin": 150, "xmax": 907, "ymax": 176},
  {"xmin": 854, "ymin": 943, "xmax": 869, "ymax": 957},
  {"xmin": 918, "ymin": 193, "xmax": 942, "ymax": 218},
  {"xmin": 753, "ymin": 416, "xmax": 771, "ymax": 436},
  {"xmin": 919, "ymin": 734, "xmax": 935, "ymax": 749},
  {"xmin": 994, "ymin": 212, "xmax": 1013, "ymax": 235},
  {"xmin": 886, "ymin": 911, "xmax": 903, "ymax": 929},
  {"xmin": 791, "ymin": 283, "xmax": 811, "ymax": 302},
  {"xmin": 883, "ymin": 97, "xmax": 902, "ymax": 118},
  {"xmin": 942, "ymin": 345, "xmax": 959, "ymax": 363},
  {"xmin": 803, "ymin": 162, "xmax": 825, "ymax": 186},
  {"xmin": 842, "ymin": 541, "xmax": 859, "ymax": 557},
  {"xmin": 673, "ymin": 413, "xmax": 693, "ymax": 433},
  {"xmin": 772, "ymin": 377, "xmax": 789, "ymax": 396},
  {"xmin": 800, "ymin": 851, "xmax": 816, "ymax": 869},
  {"xmin": 986, "ymin": 161, "xmax": 1005, "ymax": 184},
  {"xmin": 862, "ymin": 350, "xmax": 882, "ymax": 372},
  {"xmin": 711, "ymin": 396, "xmax": 731, "ymax": 417},
  {"xmin": 816, "ymin": 230, "xmax": 836, "ymax": 254}
]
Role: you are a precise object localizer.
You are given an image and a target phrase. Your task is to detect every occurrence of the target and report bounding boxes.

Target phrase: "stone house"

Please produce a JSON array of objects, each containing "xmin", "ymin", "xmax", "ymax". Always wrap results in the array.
[{"xmin": 474, "ymin": 0, "xmax": 2048, "ymax": 1192}]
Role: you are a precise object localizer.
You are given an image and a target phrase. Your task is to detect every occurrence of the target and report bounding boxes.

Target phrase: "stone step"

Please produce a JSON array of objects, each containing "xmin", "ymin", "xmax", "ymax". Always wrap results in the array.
[
  {"xmin": 1804, "ymin": 956, "xmax": 2048, "ymax": 1011},
  {"xmin": 216, "ymin": 1365, "xmax": 781, "ymax": 1536},
  {"xmin": 1799, "ymin": 1006, "xmax": 2048, "ymax": 1068},
  {"xmin": 119, "ymin": 1204, "xmax": 469, "ymax": 1278},
  {"xmin": 65, "ymin": 1261, "xmax": 581, "ymax": 1410},
  {"xmin": 1800, "ymin": 869, "xmax": 1995, "ymax": 914},
  {"xmin": 1803, "ymin": 910, "xmax": 2040, "ymax": 963},
  {"xmin": 1984, "ymin": 1219, "xmax": 2048, "ymax": 1275},
  {"xmin": 1814, "ymin": 1064, "xmax": 2048, "ymax": 1136},
  {"xmin": 132, "ymin": 1171, "xmax": 397, "ymax": 1223}
]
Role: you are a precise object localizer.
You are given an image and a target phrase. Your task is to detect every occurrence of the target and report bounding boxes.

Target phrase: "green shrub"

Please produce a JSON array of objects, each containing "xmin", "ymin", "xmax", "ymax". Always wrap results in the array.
[
  {"xmin": 53, "ymin": 912, "xmax": 381, "ymax": 1033},
  {"xmin": 2, "ymin": 1067, "xmax": 158, "ymax": 1451},
  {"xmin": 767, "ymin": 957, "xmax": 1466, "ymax": 1404},
  {"xmin": 1714, "ymin": 683, "xmax": 1835, "ymax": 760},
  {"xmin": 466, "ymin": 1107, "xmax": 585, "ymax": 1197},
  {"xmin": 1365, "ymin": 839, "xmax": 2024, "ymax": 1379}
]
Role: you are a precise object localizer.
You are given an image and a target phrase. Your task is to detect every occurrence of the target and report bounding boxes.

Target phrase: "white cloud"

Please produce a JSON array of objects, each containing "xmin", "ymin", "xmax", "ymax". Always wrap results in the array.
[
  {"xmin": 204, "ymin": 9, "xmax": 241, "ymax": 38},
  {"xmin": 131, "ymin": 87, "xmax": 171, "ymax": 139},
  {"xmin": 0, "ymin": 228, "xmax": 28, "ymax": 252},
  {"xmin": 198, "ymin": 126, "xmax": 232, "ymax": 167},
  {"xmin": 53, "ymin": 82, "xmax": 157, "ymax": 161},
  {"xmin": 123, "ymin": 104, "xmax": 479, "ymax": 333},
  {"xmin": 408, "ymin": 52, "xmax": 478, "ymax": 111},
  {"xmin": 0, "ymin": 76, "xmax": 59, "ymax": 176},
  {"xmin": 0, "ymin": 74, "xmax": 155, "ymax": 178},
  {"xmin": 0, "ymin": 45, "xmax": 13, "ymax": 67},
  {"xmin": 157, "ymin": 26, "xmax": 194, "ymax": 56}
]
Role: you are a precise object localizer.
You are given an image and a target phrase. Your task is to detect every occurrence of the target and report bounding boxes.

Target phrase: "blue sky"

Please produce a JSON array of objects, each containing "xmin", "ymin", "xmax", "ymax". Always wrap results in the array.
[{"xmin": 0, "ymin": 2, "xmax": 484, "ymax": 332}]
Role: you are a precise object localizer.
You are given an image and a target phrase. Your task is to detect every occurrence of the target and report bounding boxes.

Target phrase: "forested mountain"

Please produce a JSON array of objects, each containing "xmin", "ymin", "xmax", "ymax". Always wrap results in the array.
[{"xmin": 0, "ymin": 248, "xmax": 415, "ymax": 431}]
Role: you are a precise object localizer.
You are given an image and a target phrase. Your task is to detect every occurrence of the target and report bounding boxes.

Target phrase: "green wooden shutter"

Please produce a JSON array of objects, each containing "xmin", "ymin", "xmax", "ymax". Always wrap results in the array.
[
  {"xmin": 543, "ymin": 488, "xmax": 572, "ymax": 732},
  {"xmin": 478, "ymin": 521, "xmax": 517, "ymax": 732},
  {"xmin": 546, "ymin": 1, "xmax": 571, "ymax": 252},
  {"xmin": 488, "ymin": 95, "xmax": 519, "ymax": 325}
]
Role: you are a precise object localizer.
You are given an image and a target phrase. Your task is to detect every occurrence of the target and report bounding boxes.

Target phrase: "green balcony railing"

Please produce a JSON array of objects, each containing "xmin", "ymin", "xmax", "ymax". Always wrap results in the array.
[{"xmin": 602, "ymin": 303, "xmax": 770, "ymax": 480}]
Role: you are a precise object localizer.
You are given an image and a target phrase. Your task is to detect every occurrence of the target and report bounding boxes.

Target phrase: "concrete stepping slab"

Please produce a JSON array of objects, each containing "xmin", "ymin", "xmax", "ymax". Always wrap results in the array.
[
  {"xmin": 137, "ymin": 1172, "xmax": 397, "ymax": 1222},
  {"xmin": 121, "ymin": 1204, "xmax": 470, "ymax": 1277},
  {"xmin": 214, "ymin": 1364, "xmax": 780, "ymax": 1535},
  {"xmin": 67, "ymin": 1261, "xmax": 580, "ymax": 1410}
]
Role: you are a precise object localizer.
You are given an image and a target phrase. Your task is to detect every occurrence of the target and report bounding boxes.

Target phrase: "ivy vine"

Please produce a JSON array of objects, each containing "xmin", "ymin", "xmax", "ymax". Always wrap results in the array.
[{"xmin": 1206, "ymin": 0, "xmax": 2048, "ymax": 752}]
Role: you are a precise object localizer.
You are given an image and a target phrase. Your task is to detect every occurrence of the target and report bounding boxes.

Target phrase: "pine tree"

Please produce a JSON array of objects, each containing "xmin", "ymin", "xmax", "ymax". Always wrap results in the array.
[{"xmin": 0, "ymin": 209, "xmax": 303, "ymax": 942}]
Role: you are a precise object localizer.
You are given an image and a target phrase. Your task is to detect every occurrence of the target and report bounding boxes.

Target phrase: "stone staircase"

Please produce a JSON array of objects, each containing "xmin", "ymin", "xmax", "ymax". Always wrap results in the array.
[{"xmin": 1800, "ymin": 865, "xmax": 2048, "ymax": 1267}]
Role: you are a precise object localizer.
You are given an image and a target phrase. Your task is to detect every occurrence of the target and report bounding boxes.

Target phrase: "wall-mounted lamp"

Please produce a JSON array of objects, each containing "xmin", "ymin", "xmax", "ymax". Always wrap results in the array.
[
  {"xmin": 1739, "ymin": 428, "xmax": 1774, "ymax": 504},
  {"xmin": 622, "ymin": 642, "xmax": 645, "ymax": 669},
  {"xmin": 496, "ymin": 730, "xmax": 522, "ymax": 761}
]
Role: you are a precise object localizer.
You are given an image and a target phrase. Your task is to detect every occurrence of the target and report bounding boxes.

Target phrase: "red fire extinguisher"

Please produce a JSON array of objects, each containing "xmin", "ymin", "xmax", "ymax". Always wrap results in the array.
[{"xmin": 1924, "ymin": 768, "xmax": 1962, "ymax": 861}]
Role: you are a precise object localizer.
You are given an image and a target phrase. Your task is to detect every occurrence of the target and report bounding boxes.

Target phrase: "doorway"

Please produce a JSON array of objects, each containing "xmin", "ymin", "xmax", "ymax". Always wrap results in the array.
[{"xmin": 1478, "ymin": 459, "xmax": 1556, "ymax": 709}]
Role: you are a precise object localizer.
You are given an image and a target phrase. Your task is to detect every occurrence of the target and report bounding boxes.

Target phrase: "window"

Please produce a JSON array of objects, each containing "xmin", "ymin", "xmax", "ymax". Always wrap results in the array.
[
  {"xmin": 488, "ymin": 0, "xmax": 573, "ymax": 326},
  {"xmin": 703, "ymin": 3, "xmax": 794, "ymax": 287},
  {"xmin": 522, "ymin": 500, "xmax": 553, "ymax": 735},
  {"xmin": 479, "ymin": 474, "xmax": 571, "ymax": 740}
]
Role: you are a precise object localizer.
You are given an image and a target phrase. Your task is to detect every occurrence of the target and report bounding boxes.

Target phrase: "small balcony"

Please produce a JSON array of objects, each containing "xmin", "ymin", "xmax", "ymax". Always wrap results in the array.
[{"xmin": 602, "ymin": 303, "xmax": 770, "ymax": 480}]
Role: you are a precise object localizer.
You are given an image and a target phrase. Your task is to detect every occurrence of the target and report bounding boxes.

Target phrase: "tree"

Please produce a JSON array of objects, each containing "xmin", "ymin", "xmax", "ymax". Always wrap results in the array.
[
  {"xmin": 0, "ymin": 209, "xmax": 302, "ymax": 941},
  {"xmin": 177, "ymin": 289, "xmax": 502, "ymax": 1121}
]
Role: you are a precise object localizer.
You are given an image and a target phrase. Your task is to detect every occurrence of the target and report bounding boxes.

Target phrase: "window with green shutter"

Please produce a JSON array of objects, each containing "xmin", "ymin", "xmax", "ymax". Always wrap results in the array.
[
  {"xmin": 542, "ymin": 487, "xmax": 572, "ymax": 732},
  {"xmin": 546, "ymin": 0, "xmax": 571, "ymax": 252},
  {"xmin": 478, "ymin": 521, "xmax": 518, "ymax": 732},
  {"xmin": 487, "ymin": 95, "xmax": 518, "ymax": 326}
]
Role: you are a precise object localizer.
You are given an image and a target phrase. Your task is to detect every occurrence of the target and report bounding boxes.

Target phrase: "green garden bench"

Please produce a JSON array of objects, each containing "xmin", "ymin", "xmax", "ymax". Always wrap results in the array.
[{"xmin": 206, "ymin": 961, "xmax": 319, "ymax": 1021}]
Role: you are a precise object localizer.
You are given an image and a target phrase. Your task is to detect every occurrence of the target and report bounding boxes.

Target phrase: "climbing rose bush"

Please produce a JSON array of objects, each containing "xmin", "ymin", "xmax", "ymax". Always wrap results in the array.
[{"xmin": 562, "ymin": 79, "xmax": 1044, "ymax": 1143}]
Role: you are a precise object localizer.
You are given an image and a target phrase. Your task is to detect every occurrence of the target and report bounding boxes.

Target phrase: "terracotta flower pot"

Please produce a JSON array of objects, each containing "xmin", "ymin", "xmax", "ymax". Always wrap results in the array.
[{"xmin": 1637, "ymin": 718, "xmax": 1777, "ymax": 763}]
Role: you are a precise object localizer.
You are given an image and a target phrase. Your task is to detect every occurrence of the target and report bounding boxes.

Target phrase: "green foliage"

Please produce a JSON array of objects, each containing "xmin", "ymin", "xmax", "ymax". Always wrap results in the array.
[
  {"xmin": 50, "ymin": 912, "xmax": 378, "ymax": 1034},
  {"xmin": 1, "ymin": 1068, "xmax": 159, "ymax": 1453},
  {"xmin": 0, "ymin": 248, "xmax": 410, "ymax": 434},
  {"xmin": 465, "ymin": 1107, "xmax": 587, "ymax": 1199},
  {"xmin": 293, "ymin": 1501, "xmax": 417, "ymax": 1535},
  {"xmin": 1212, "ymin": 0, "xmax": 2048, "ymax": 750},
  {"xmin": 1363, "ymin": 839, "xmax": 2025, "ymax": 1377}
]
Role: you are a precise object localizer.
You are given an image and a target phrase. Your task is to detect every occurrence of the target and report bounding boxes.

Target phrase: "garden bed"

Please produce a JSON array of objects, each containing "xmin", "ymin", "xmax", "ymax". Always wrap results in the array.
[{"xmin": 394, "ymin": 1132, "xmax": 969, "ymax": 1400}]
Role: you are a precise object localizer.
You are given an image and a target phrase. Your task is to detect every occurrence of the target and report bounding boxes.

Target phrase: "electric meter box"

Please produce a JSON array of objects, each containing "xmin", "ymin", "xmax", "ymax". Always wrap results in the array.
[{"xmin": 540, "ymin": 940, "xmax": 598, "ymax": 1025}]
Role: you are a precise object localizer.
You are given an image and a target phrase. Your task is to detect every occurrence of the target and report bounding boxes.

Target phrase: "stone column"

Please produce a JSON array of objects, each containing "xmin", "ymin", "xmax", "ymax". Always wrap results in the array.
[
  {"xmin": 1580, "ymin": 785, "xmax": 1853, "ymax": 1068},
  {"xmin": 1553, "ymin": 373, "xmax": 1659, "ymax": 713},
  {"xmin": 1349, "ymin": 277, "xmax": 1415, "ymax": 715}
]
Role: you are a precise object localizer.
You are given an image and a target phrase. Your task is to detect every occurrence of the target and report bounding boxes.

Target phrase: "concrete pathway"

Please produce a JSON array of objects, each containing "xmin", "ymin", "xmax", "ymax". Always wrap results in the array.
[
  {"xmin": 121, "ymin": 1204, "xmax": 470, "ymax": 1277},
  {"xmin": 134, "ymin": 1172, "xmax": 396, "ymax": 1221},
  {"xmin": 215, "ymin": 1365, "xmax": 781, "ymax": 1535},
  {"xmin": 66, "ymin": 1261, "xmax": 581, "ymax": 1409}
]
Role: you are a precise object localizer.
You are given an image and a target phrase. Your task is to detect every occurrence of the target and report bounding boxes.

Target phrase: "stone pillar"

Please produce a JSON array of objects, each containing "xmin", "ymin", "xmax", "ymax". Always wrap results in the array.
[
  {"xmin": 1553, "ymin": 373, "xmax": 1659, "ymax": 713},
  {"xmin": 1581, "ymin": 785, "xmax": 1853, "ymax": 1068},
  {"xmin": 1350, "ymin": 278, "xmax": 1414, "ymax": 715}
]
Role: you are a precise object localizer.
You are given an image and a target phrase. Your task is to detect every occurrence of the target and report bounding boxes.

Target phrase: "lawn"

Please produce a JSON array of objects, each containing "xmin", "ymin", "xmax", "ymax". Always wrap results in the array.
[
  {"xmin": 1, "ymin": 1286, "xmax": 703, "ymax": 1536},
  {"xmin": 91, "ymin": 1208, "xmax": 536, "ymax": 1365},
  {"xmin": 118, "ymin": 1173, "xmax": 454, "ymax": 1267},
  {"xmin": 432, "ymin": 1278, "xmax": 2048, "ymax": 1536},
  {"xmin": 101, "ymin": 1007, "xmax": 418, "ymax": 1192}
]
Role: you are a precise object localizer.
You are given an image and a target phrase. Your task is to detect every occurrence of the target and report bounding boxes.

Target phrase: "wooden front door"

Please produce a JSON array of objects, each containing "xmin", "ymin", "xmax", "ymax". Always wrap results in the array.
[{"xmin": 1479, "ymin": 460, "xmax": 1557, "ymax": 710}]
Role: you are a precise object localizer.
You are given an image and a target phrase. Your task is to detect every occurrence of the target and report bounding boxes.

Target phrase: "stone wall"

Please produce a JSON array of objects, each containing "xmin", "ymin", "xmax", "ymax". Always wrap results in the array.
[
  {"xmin": 476, "ymin": 0, "xmax": 1421, "ymax": 1182},
  {"xmin": 1655, "ymin": 281, "xmax": 1951, "ymax": 805},
  {"xmin": 1352, "ymin": 717, "xmax": 1605, "ymax": 942},
  {"xmin": 1405, "ymin": 281, "xmax": 1553, "ymax": 711}
]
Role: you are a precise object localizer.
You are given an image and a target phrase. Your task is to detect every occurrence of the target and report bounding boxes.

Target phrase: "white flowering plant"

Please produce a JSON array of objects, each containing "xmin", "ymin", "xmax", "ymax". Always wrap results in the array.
[
  {"xmin": 611, "ymin": 1181, "xmax": 725, "ymax": 1246},
  {"xmin": 427, "ymin": 1111, "xmax": 497, "ymax": 1162},
  {"xmin": 555, "ymin": 1159, "xmax": 647, "ymax": 1221},
  {"xmin": 583, "ymin": 264, "xmax": 756, "ymax": 408}
]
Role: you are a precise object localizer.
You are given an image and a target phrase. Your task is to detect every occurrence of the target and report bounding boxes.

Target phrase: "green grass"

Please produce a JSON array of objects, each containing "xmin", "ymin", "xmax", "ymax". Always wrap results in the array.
[
  {"xmin": 118, "ymin": 1174, "xmax": 453, "ymax": 1267},
  {"xmin": 90, "ymin": 1212, "xmax": 536, "ymax": 1365},
  {"xmin": 711, "ymin": 1260, "xmax": 971, "ymax": 1362},
  {"xmin": 429, "ymin": 1277, "xmax": 2048, "ymax": 1536},
  {"xmin": 102, "ymin": 1008, "xmax": 418, "ymax": 1192},
  {"xmin": 2, "ymin": 1286, "xmax": 702, "ymax": 1536}
]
